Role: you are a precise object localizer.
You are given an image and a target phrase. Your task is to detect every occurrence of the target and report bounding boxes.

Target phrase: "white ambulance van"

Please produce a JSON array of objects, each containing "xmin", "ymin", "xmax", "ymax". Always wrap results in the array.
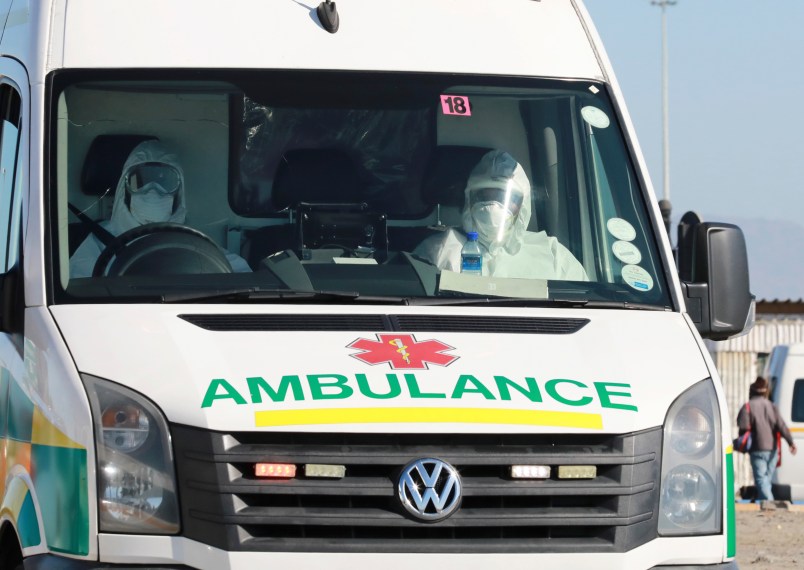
[
  {"xmin": 0, "ymin": 0, "xmax": 754, "ymax": 568},
  {"xmin": 765, "ymin": 343, "xmax": 804, "ymax": 501}
]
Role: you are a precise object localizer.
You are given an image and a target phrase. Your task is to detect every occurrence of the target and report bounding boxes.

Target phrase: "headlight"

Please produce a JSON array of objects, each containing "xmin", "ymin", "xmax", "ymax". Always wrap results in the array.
[
  {"xmin": 659, "ymin": 379, "xmax": 722, "ymax": 535},
  {"xmin": 83, "ymin": 375, "xmax": 180, "ymax": 534},
  {"xmin": 668, "ymin": 405, "xmax": 714, "ymax": 457}
]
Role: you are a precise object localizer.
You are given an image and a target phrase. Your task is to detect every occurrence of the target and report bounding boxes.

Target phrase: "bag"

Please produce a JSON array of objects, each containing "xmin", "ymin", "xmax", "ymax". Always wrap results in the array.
[
  {"xmin": 733, "ymin": 402, "xmax": 752, "ymax": 453},
  {"xmin": 733, "ymin": 431, "xmax": 752, "ymax": 453}
]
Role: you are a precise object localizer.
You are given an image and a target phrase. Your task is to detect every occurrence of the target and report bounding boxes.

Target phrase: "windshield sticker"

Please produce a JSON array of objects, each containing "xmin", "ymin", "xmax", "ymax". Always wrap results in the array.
[
  {"xmin": 581, "ymin": 106, "xmax": 610, "ymax": 129},
  {"xmin": 588, "ymin": 85, "xmax": 600, "ymax": 94},
  {"xmin": 622, "ymin": 264, "xmax": 654, "ymax": 291},
  {"xmin": 612, "ymin": 240, "xmax": 642, "ymax": 265},
  {"xmin": 348, "ymin": 334, "xmax": 458, "ymax": 370},
  {"xmin": 440, "ymin": 95, "xmax": 472, "ymax": 117},
  {"xmin": 606, "ymin": 218, "xmax": 637, "ymax": 241}
]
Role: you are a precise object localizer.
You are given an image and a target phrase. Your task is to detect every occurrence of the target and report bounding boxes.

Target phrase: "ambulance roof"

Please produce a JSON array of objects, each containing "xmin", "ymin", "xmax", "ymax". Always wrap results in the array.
[{"xmin": 7, "ymin": 0, "xmax": 605, "ymax": 81}]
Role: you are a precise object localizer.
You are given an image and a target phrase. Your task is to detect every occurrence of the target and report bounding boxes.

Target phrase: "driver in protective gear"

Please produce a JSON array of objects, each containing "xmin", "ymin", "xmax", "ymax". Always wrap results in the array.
[
  {"xmin": 70, "ymin": 140, "xmax": 251, "ymax": 277},
  {"xmin": 413, "ymin": 149, "xmax": 587, "ymax": 280}
]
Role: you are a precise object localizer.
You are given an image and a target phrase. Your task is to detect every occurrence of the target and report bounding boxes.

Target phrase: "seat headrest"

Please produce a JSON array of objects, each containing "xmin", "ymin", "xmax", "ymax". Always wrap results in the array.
[
  {"xmin": 272, "ymin": 148, "xmax": 363, "ymax": 210},
  {"xmin": 420, "ymin": 146, "xmax": 492, "ymax": 208},
  {"xmin": 81, "ymin": 134, "xmax": 158, "ymax": 196}
]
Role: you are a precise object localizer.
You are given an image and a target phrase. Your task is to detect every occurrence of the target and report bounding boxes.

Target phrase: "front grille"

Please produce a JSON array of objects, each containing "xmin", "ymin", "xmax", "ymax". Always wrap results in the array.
[{"xmin": 172, "ymin": 427, "xmax": 660, "ymax": 553}]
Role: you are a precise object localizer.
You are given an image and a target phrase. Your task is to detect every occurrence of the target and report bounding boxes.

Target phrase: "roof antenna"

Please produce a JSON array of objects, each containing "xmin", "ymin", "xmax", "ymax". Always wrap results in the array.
[{"xmin": 317, "ymin": 0, "xmax": 340, "ymax": 34}]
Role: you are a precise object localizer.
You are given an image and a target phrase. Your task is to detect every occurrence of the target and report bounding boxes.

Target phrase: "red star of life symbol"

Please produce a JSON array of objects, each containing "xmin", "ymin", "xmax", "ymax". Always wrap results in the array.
[{"xmin": 347, "ymin": 333, "xmax": 459, "ymax": 370}]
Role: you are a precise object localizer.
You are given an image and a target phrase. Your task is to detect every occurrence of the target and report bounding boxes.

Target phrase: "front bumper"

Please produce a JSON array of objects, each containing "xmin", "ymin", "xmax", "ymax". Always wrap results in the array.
[{"xmin": 22, "ymin": 533, "xmax": 737, "ymax": 570}]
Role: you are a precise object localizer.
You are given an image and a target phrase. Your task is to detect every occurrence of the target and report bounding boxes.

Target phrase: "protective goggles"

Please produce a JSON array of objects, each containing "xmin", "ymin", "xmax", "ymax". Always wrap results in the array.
[
  {"xmin": 124, "ymin": 162, "xmax": 181, "ymax": 195},
  {"xmin": 469, "ymin": 186, "xmax": 524, "ymax": 216}
]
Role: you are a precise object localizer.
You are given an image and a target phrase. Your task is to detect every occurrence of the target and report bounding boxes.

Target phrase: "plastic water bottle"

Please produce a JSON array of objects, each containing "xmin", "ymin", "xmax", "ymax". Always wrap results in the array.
[{"xmin": 461, "ymin": 232, "xmax": 482, "ymax": 275}]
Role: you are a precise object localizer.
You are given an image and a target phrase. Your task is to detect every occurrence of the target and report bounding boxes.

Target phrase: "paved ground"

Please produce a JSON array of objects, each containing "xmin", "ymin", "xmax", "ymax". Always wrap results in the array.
[{"xmin": 736, "ymin": 503, "xmax": 804, "ymax": 569}]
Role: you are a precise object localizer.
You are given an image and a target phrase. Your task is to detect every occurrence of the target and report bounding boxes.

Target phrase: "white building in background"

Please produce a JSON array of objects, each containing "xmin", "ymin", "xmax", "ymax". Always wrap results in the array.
[{"xmin": 707, "ymin": 300, "xmax": 804, "ymax": 495}]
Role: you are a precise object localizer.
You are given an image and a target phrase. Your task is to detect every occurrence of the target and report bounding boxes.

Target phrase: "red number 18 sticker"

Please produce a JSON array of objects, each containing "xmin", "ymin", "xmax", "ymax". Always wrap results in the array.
[{"xmin": 440, "ymin": 95, "xmax": 472, "ymax": 116}]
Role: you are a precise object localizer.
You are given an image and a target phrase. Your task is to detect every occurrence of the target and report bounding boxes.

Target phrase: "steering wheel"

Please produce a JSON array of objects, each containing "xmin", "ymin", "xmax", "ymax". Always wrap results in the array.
[{"xmin": 92, "ymin": 222, "xmax": 233, "ymax": 277}]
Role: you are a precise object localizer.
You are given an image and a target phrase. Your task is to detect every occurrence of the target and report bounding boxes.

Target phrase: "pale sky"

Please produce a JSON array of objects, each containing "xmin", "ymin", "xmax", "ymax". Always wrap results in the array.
[{"xmin": 583, "ymin": 1, "xmax": 804, "ymax": 228}]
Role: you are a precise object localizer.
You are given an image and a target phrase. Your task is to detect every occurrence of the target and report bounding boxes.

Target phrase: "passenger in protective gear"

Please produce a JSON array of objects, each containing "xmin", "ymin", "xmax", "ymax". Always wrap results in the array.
[
  {"xmin": 413, "ymin": 150, "xmax": 587, "ymax": 280},
  {"xmin": 70, "ymin": 140, "xmax": 251, "ymax": 277}
]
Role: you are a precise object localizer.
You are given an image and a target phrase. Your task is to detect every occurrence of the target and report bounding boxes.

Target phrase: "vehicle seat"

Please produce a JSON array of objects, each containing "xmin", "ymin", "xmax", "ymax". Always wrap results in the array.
[
  {"xmin": 271, "ymin": 148, "xmax": 364, "ymax": 210},
  {"xmin": 81, "ymin": 134, "xmax": 158, "ymax": 196},
  {"xmin": 421, "ymin": 145, "xmax": 491, "ymax": 220},
  {"xmin": 242, "ymin": 148, "xmax": 368, "ymax": 266},
  {"xmin": 388, "ymin": 145, "xmax": 491, "ymax": 252}
]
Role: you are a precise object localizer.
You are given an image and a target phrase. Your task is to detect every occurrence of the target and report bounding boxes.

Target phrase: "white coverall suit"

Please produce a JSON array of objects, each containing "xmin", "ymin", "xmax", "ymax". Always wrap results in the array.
[
  {"xmin": 70, "ymin": 140, "xmax": 250, "ymax": 278},
  {"xmin": 414, "ymin": 150, "xmax": 587, "ymax": 281}
]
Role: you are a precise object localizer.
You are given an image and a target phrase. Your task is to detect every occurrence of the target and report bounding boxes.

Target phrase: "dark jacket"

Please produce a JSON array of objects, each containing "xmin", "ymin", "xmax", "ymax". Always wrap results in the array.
[{"xmin": 737, "ymin": 396, "xmax": 794, "ymax": 451}]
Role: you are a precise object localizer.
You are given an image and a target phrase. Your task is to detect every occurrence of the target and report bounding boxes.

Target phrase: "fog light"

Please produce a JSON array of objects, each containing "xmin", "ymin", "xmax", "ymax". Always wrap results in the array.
[
  {"xmin": 255, "ymin": 463, "xmax": 297, "ymax": 478},
  {"xmin": 304, "ymin": 464, "xmax": 346, "ymax": 478},
  {"xmin": 558, "ymin": 465, "xmax": 597, "ymax": 479},
  {"xmin": 511, "ymin": 465, "xmax": 550, "ymax": 479}
]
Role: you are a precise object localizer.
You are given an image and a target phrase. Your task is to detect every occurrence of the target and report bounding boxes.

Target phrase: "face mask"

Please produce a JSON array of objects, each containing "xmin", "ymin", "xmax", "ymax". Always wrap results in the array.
[
  {"xmin": 129, "ymin": 188, "xmax": 175, "ymax": 225},
  {"xmin": 471, "ymin": 202, "xmax": 514, "ymax": 246}
]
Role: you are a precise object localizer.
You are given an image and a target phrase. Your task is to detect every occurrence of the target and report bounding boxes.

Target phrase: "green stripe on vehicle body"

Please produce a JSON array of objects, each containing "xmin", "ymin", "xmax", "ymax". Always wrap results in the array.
[
  {"xmin": 726, "ymin": 450, "xmax": 736, "ymax": 558},
  {"xmin": 17, "ymin": 489, "xmax": 41, "ymax": 548},
  {"xmin": 31, "ymin": 444, "xmax": 89, "ymax": 555},
  {"xmin": 7, "ymin": 378, "xmax": 33, "ymax": 442},
  {"xmin": 2, "ymin": 364, "xmax": 90, "ymax": 556}
]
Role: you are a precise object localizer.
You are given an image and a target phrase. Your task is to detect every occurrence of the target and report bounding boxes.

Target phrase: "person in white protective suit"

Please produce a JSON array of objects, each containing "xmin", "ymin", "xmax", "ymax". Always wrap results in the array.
[
  {"xmin": 70, "ymin": 140, "xmax": 251, "ymax": 277},
  {"xmin": 413, "ymin": 149, "xmax": 587, "ymax": 280}
]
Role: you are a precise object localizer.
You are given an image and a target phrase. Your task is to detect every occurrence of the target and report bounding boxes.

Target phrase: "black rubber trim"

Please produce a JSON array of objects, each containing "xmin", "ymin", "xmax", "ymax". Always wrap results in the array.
[
  {"xmin": 391, "ymin": 314, "xmax": 589, "ymax": 334},
  {"xmin": 177, "ymin": 313, "xmax": 590, "ymax": 334}
]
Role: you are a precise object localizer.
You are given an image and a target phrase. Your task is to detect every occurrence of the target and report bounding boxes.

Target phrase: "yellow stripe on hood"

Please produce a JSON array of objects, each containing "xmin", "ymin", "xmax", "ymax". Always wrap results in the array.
[{"xmin": 256, "ymin": 407, "xmax": 603, "ymax": 429}]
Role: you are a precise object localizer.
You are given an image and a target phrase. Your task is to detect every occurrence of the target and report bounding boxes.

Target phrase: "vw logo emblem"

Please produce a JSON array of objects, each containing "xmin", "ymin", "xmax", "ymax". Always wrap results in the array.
[{"xmin": 397, "ymin": 458, "xmax": 462, "ymax": 522}]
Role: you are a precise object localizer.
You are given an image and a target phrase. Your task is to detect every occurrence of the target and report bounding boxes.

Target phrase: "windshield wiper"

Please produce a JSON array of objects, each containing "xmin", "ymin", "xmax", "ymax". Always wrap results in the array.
[
  {"xmin": 160, "ymin": 288, "xmax": 410, "ymax": 304},
  {"xmin": 402, "ymin": 297, "xmax": 586, "ymax": 307},
  {"xmin": 411, "ymin": 297, "xmax": 667, "ymax": 310},
  {"xmin": 159, "ymin": 289, "xmax": 667, "ymax": 310},
  {"xmin": 160, "ymin": 288, "xmax": 357, "ymax": 303}
]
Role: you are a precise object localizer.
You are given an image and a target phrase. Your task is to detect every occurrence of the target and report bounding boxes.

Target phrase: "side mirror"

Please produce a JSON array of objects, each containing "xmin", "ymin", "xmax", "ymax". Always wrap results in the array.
[{"xmin": 678, "ymin": 217, "xmax": 754, "ymax": 341}]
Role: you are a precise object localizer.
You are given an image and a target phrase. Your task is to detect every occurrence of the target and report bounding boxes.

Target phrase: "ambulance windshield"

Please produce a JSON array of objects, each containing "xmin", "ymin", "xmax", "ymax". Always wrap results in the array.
[{"xmin": 49, "ymin": 70, "xmax": 671, "ymax": 308}]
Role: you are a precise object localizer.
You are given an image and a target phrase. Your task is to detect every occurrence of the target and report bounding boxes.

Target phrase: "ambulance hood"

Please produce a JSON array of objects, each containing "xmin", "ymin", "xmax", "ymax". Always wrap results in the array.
[{"xmin": 50, "ymin": 305, "xmax": 710, "ymax": 434}]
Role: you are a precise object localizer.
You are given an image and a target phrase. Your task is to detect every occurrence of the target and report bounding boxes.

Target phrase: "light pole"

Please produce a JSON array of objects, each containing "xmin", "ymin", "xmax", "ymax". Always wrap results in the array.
[{"xmin": 652, "ymin": 0, "xmax": 676, "ymax": 235}]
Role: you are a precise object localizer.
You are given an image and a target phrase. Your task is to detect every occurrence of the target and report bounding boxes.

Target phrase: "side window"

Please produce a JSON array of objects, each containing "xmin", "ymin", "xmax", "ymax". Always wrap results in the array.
[
  {"xmin": 0, "ymin": 84, "xmax": 21, "ymax": 273},
  {"xmin": 792, "ymin": 380, "xmax": 804, "ymax": 423}
]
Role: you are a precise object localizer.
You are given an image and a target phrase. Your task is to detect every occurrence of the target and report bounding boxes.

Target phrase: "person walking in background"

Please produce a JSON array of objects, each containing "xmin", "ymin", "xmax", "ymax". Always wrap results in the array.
[{"xmin": 737, "ymin": 376, "xmax": 798, "ymax": 504}]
